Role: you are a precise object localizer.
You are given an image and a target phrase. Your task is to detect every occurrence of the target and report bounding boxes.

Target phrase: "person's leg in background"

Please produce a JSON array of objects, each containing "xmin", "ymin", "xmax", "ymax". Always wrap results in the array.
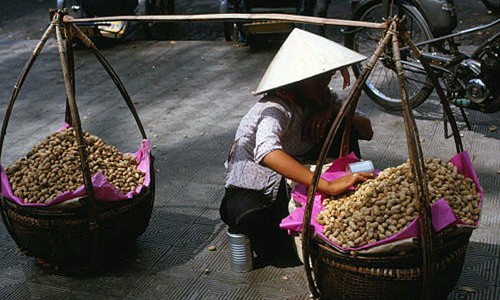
[
  {"xmin": 299, "ymin": 0, "xmax": 316, "ymax": 16},
  {"xmin": 235, "ymin": 0, "xmax": 249, "ymax": 43},
  {"xmin": 351, "ymin": 0, "xmax": 361, "ymax": 12},
  {"xmin": 315, "ymin": 0, "xmax": 331, "ymax": 36}
]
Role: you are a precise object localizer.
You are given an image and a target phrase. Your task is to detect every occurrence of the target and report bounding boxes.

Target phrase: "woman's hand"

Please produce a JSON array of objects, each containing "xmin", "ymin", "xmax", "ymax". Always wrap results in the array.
[
  {"xmin": 322, "ymin": 172, "xmax": 373, "ymax": 196},
  {"xmin": 261, "ymin": 150, "xmax": 373, "ymax": 197}
]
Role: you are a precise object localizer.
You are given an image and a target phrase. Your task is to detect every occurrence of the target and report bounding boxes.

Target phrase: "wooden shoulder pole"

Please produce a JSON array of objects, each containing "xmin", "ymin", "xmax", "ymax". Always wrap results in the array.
[{"xmin": 63, "ymin": 13, "xmax": 386, "ymax": 29}]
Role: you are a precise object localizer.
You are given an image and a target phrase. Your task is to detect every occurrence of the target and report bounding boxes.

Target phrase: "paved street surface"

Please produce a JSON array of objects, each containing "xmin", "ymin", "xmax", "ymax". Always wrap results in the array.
[{"xmin": 0, "ymin": 1, "xmax": 498, "ymax": 299}]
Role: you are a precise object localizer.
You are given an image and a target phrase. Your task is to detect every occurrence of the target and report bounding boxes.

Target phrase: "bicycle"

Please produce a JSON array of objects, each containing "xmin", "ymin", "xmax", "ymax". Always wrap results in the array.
[
  {"xmin": 344, "ymin": 0, "xmax": 499, "ymax": 114},
  {"xmin": 344, "ymin": 0, "xmax": 460, "ymax": 110}
]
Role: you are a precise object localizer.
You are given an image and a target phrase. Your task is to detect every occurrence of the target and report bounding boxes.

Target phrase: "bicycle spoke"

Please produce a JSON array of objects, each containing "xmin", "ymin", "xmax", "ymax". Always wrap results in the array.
[
  {"xmin": 404, "ymin": 75, "xmax": 428, "ymax": 86},
  {"xmin": 372, "ymin": 60, "xmax": 388, "ymax": 89},
  {"xmin": 347, "ymin": 2, "xmax": 434, "ymax": 107}
]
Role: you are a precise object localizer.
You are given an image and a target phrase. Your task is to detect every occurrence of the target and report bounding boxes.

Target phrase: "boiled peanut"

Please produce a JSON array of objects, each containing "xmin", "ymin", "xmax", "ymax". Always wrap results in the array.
[
  {"xmin": 6, "ymin": 128, "xmax": 146, "ymax": 204},
  {"xmin": 318, "ymin": 157, "xmax": 481, "ymax": 249}
]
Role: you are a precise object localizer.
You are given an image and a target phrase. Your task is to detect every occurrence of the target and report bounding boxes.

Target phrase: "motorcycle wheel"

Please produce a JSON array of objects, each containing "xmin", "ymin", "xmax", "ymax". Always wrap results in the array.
[
  {"xmin": 344, "ymin": 1, "xmax": 435, "ymax": 111},
  {"xmin": 481, "ymin": 0, "xmax": 500, "ymax": 13}
]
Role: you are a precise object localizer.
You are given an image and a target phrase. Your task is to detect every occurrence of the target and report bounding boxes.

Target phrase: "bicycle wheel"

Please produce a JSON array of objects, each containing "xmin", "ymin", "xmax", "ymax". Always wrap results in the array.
[
  {"xmin": 481, "ymin": 0, "xmax": 500, "ymax": 13},
  {"xmin": 345, "ymin": 1, "xmax": 434, "ymax": 110}
]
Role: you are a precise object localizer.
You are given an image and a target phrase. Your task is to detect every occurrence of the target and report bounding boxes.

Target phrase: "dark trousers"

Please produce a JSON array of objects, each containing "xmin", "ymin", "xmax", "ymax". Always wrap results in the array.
[
  {"xmin": 220, "ymin": 179, "xmax": 293, "ymax": 259},
  {"xmin": 220, "ymin": 178, "xmax": 289, "ymax": 238}
]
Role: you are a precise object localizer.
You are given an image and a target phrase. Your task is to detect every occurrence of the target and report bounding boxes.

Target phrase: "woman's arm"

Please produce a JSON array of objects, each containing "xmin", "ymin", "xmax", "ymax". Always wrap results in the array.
[{"xmin": 261, "ymin": 149, "xmax": 372, "ymax": 195}]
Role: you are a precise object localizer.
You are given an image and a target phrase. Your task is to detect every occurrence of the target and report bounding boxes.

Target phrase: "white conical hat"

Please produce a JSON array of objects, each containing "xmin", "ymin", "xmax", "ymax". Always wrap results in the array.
[{"xmin": 254, "ymin": 28, "xmax": 367, "ymax": 95}]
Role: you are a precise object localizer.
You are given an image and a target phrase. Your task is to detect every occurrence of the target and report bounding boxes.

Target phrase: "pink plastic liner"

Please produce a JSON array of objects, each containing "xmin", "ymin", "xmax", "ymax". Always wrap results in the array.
[
  {"xmin": 1, "ymin": 126, "xmax": 151, "ymax": 207},
  {"xmin": 280, "ymin": 151, "xmax": 483, "ymax": 252}
]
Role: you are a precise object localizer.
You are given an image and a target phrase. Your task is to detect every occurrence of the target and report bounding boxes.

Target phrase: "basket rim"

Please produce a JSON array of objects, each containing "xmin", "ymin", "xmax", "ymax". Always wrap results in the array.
[
  {"xmin": 1, "ymin": 184, "xmax": 153, "ymax": 218},
  {"xmin": 312, "ymin": 230, "xmax": 471, "ymax": 273}
]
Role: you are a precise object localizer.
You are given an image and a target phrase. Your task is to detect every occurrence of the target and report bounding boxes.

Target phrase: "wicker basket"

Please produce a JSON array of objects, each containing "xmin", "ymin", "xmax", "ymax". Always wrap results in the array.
[
  {"xmin": 310, "ymin": 231, "xmax": 470, "ymax": 300},
  {"xmin": 300, "ymin": 18, "xmax": 472, "ymax": 300},
  {"xmin": 0, "ymin": 11, "xmax": 155, "ymax": 269},
  {"xmin": 0, "ymin": 178, "xmax": 155, "ymax": 266}
]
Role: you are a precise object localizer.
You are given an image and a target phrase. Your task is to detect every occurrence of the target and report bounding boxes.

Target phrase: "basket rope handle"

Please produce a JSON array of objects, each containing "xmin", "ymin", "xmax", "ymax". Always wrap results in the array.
[
  {"xmin": 301, "ymin": 21, "xmax": 396, "ymax": 298},
  {"xmin": 0, "ymin": 23, "xmax": 55, "ymax": 163},
  {"xmin": 64, "ymin": 35, "xmax": 75, "ymax": 126},
  {"xmin": 0, "ymin": 23, "xmax": 55, "ymax": 244},
  {"xmin": 391, "ymin": 23, "xmax": 435, "ymax": 299},
  {"xmin": 65, "ymin": 23, "xmax": 148, "ymax": 140}
]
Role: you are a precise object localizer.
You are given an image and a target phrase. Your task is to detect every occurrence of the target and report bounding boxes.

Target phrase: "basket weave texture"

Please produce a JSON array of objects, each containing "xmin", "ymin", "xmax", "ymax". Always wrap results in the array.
[
  {"xmin": 311, "ymin": 230, "xmax": 470, "ymax": 300},
  {"xmin": 1, "ymin": 173, "xmax": 154, "ymax": 266}
]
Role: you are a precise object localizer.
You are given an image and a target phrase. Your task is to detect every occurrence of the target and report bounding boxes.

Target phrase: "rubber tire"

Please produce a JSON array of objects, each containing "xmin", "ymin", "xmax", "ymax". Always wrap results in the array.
[{"xmin": 344, "ymin": 1, "xmax": 435, "ymax": 111}]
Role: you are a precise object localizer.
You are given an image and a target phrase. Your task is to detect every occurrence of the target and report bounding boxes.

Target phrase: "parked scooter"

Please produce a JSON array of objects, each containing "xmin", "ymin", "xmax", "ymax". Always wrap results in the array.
[
  {"xmin": 219, "ymin": 0, "xmax": 314, "ymax": 43},
  {"xmin": 344, "ymin": 0, "xmax": 500, "ymax": 114}
]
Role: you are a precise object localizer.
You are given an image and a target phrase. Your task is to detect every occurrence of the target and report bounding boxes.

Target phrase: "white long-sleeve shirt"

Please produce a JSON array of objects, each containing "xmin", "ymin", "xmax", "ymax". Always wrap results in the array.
[{"xmin": 224, "ymin": 94, "xmax": 316, "ymax": 198}]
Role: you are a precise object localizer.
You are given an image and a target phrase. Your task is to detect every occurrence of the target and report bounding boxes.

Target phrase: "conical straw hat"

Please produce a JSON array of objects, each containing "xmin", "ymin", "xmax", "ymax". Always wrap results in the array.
[{"xmin": 254, "ymin": 28, "xmax": 367, "ymax": 95}]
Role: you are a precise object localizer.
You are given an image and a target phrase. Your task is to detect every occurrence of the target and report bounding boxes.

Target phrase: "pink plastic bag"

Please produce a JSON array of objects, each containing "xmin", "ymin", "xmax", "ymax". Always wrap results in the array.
[
  {"xmin": 0, "ymin": 126, "xmax": 152, "ymax": 207},
  {"xmin": 280, "ymin": 151, "xmax": 483, "ymax": 252}
]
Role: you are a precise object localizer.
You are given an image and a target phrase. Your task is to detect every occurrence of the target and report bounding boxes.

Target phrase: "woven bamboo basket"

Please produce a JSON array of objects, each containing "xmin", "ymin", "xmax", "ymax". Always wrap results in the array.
[
  {"xmin": 301, "ymin": 18, "xmax": 473, "ymax": 300},
  {"xmin": 310, "ymin": 230, "xmax": 470, "ymax": 300},
  {"xmin": 0, "ymin": 176, "xmax": 154, "ymax": 266},
  {"xmin": 0, "ymin": 11, "xmax": 154, "ymax": 268}
]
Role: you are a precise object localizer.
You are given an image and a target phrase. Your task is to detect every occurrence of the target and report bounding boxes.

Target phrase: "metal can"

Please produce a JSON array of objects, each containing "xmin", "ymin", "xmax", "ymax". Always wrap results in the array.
[{"xmin": 227, "ymin": 230, "xmax": 253, "ymax": 272}]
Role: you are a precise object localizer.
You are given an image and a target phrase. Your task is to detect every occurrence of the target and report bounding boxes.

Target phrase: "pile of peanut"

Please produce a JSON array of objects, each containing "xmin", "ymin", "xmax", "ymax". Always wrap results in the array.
[
  {"xmin": 317, "ymin": 158, "xmax": 480, "ymax": 249},
  {"xmin": 5, "ymin": 128, "xmax": 145, "ymax": 204}
]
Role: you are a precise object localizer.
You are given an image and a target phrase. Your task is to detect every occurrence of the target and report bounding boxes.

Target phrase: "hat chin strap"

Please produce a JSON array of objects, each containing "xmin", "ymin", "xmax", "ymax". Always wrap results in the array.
[
  {"xmin": 276, "ymin": 86, "xmax": 322, "ymax": 109},
  {"xmin": 275, "ymin": 87, "xmax": 296, "ymax": 103}
]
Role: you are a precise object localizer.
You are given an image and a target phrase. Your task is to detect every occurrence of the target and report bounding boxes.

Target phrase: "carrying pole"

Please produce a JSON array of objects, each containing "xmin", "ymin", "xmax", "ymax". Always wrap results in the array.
[{"xmin": 63, "ymin": 13, "xmax": 386, "ymax": 29}]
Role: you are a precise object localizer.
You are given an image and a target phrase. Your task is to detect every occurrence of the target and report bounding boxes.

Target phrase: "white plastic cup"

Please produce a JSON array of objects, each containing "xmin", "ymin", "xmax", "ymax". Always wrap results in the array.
[
  {"xmin": 227, "ymin": 230, "xmax": 253, "ymax": 272},
  {"xmin": 347, "ymin": 160, "xmax": 374, "ymax": 174}
]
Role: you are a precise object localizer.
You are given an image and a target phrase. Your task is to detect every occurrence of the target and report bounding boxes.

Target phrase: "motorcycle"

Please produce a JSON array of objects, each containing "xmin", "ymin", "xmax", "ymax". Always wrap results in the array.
[
  {"xmin": 219, "ymin": 0, "xmax": 314, "ymax": 42},
  {"xmin": 56, "ymin": 0, "xmax": 175, "ymax": 39},
  {"xmin": 343, "ymin": 0, "xmax": 500, "ymax": 114}
]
